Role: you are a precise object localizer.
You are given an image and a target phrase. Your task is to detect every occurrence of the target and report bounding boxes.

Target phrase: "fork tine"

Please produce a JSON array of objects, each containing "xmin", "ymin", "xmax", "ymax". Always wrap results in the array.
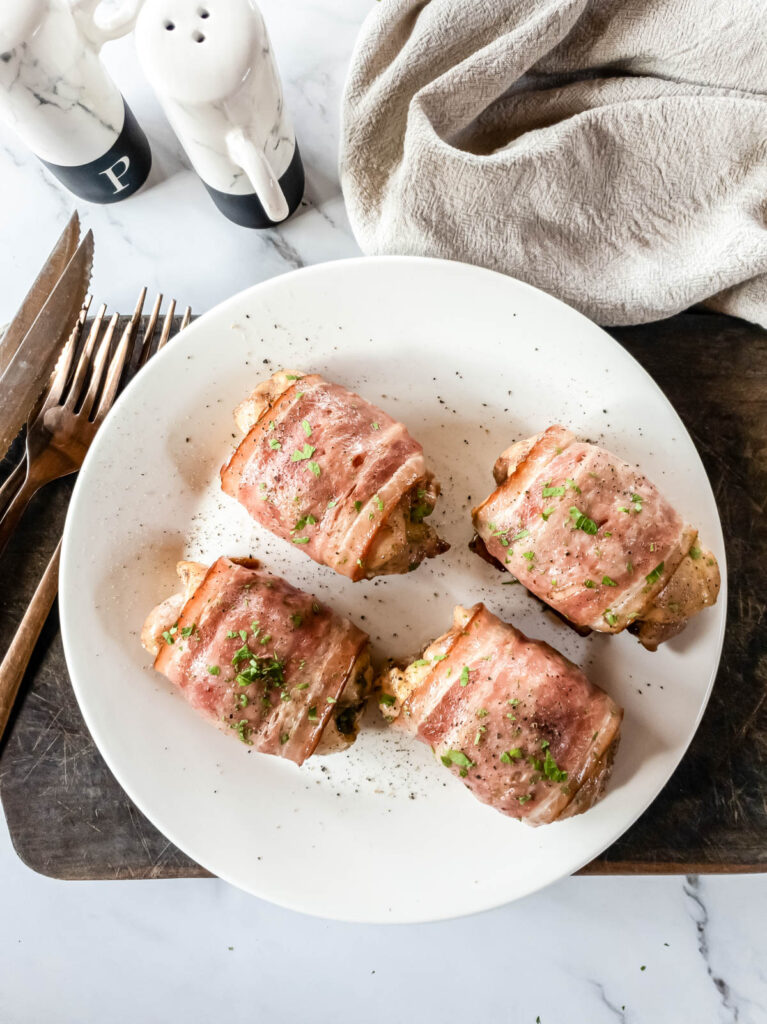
[
  {"xmin": 64, "ymin": 304, "xmax": 106, "ymax": 409},
  {"xmin": 179, "ymin": 306, "xmax": 192, "ymax": 332},
  {"xmin": 137, "ymin": 293, "xmax": 162, "ymax": 369},
  {"xmin": 93, "ymin": 304, "xmax": 145, "ymax": 425},
  {"xmin": 78, "ymin": 312, "xmax": 118, "ymax": 418},
  {"xmin": 156, "ymin": 299, "xmax": 176, "ymax": 352}
]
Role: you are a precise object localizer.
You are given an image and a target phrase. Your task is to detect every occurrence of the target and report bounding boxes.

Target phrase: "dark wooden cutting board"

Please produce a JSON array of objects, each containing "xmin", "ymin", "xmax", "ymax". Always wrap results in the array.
[{"xmin": 0, "ymin": 311, "xmax": 764, "ymax": 881}]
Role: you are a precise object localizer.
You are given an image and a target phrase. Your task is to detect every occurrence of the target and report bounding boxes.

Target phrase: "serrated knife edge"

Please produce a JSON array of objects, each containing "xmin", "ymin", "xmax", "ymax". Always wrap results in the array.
[
  {"xmin": 0, "ymin": 230, "xmax": 93, "ymax": 461},
  {"xmin": 0, "ymin": 212, "xmax": 81, "ymax": 379}
]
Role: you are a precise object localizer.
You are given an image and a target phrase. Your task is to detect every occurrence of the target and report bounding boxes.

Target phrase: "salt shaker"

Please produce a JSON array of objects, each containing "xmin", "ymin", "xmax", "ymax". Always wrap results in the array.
[
  {"xmin": 0, "ymin": 0, "xmax": 151, "ymax": 203},
  {"xmin": 135, "ymin": 0, "xmax": 304, "ymax": 228}
]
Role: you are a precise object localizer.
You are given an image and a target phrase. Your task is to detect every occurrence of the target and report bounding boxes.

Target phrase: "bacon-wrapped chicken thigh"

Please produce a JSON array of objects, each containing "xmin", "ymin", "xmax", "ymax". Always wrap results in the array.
[
  {"xmin": 472, "ymin": 425, "xmax": 720, "ymax": 651},
  {"xmin": 220, "ymin": 371, "xmax": 448, "ymax": 580},
  {"xmin": 377, "ymin": 603, "xmax": 622, "ymax": 825},
  {"xmin": 142, "ymin": 556, "xmax": 372, "ymax": 762}
]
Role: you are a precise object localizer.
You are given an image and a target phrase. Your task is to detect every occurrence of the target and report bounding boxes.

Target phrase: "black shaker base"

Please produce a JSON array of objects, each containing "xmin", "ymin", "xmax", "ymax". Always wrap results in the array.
[
  {"xmin": 203, "ymin": 142, "xmax": 305, "ymax": 229},
  {"xmin": 41, "ymin": 100, "xmax": 152, "ymax": 204}
]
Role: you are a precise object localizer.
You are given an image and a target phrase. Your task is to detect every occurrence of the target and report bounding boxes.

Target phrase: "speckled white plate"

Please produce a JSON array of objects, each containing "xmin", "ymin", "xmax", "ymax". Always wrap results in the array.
[{"xmin": 59, "ymin": 257, "xmax": 726, "ymax": 923}]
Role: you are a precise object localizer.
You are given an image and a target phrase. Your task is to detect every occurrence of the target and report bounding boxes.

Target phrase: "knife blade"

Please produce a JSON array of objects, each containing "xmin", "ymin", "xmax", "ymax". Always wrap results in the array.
[
  {"xmin": 0, "ymin": 230, "xmax": 93, "ymax": 461},
  {"xmin": 0, "ymin": 211, "xmax": 81, "ymax": 379}
]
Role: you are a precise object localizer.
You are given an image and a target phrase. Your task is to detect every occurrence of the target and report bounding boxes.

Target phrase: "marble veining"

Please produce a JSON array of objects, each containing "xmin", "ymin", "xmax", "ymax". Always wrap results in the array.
[
  {"xmin": 135, "ymin": 0, "xmax": 295, "ymax": 208},
  {"xmin": 0, "ymin": 0, "xmax": 125, "ymax": 166}
]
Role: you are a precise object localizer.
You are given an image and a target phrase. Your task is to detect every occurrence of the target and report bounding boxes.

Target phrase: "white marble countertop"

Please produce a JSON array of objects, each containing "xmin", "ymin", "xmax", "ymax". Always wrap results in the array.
[{"xmin": 0, "ymin": 2, "xmax": 765, "ymax": 1021}]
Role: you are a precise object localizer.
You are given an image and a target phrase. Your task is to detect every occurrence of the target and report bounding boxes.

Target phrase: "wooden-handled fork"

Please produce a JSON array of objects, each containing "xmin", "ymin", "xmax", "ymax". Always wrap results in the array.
[{"xmin": 0, "ymin": 293, "xmax": 191, "ymax": 742}]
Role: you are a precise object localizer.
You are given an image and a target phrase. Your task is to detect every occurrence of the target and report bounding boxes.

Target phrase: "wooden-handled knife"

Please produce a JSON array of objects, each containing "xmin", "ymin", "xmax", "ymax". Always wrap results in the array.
[{"xmin": 0, "ymin": 217, "xmax": 93, "ymax": 461}]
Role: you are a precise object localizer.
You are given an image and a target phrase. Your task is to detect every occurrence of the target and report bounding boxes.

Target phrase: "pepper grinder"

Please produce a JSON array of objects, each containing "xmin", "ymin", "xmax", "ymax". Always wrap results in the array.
[
  {"xmin": 135, "ymin": 0, "xmax": 304, "ymax": 229},
  {"xmin": 0, "ymin": 0, "xmax": 151, "ymax": 203}
]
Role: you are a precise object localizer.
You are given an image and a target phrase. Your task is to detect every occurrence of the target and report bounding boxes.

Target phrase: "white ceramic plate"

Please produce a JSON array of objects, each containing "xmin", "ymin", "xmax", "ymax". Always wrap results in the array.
[{"xmin": 60, "ymin": 257, "xmax": 726, "ymax": 923}]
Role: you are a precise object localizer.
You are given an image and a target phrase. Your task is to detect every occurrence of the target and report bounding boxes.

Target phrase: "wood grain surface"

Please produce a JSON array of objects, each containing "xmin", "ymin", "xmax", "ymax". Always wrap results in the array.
[{"xmin": 0, "ymin": 311, "xmax": 764, "ymax": 881}]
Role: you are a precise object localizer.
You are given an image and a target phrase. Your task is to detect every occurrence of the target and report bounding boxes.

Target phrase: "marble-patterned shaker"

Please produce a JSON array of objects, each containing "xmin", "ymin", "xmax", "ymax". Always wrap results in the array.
[
  {"xmin": 0, "ymin": 0, "xmax": 151, "ymax": 202},
  {"xmin": 135, "ymin": 0, "xmax": 304, "ymax": 228}
]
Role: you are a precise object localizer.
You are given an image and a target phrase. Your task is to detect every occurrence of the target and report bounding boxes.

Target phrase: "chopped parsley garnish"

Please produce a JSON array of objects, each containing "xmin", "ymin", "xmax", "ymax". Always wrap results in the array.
[
  {"xmin": 292, "ymin": 536, "xmax": 310, "ymax": 544},
  {"xmin": 476, "ymin": 708, "xmax": 489, "ymax": 718},
  {"xmin": 543, "ymin": 483, "xmax": 566, "ymax": 497},
  {"xmin": 565, "ymin": 478, "xmax": 581, "ymax": 493},
  {"xmin": 238, "ymin": 693, "xmax": 249, "ymax": 708},
  {"xmin": 230, "ymin": 719, "xmax": 252, "ymax": 745},
  {"xmin": 291, "ymin": 443, "xmax": 316, "ymax": 462},
  {"xmin": 689, "ymin": 545, "xmax": 701, "ymax": 559},
  {"xmin": 180, "ymin": 624, "xmax": 196, "ymax": 638},
  {"xmin": 508, "ymin": 698, "xmax": 520, "ymax": 706},
  {"xmin": 294, "ymin": 682, "xmax": 309, "ymax": 690},
  {"xmin": 354, "ymin": 500, "xmax": 363, "ymax": 512},
  {"xmin": 307, "ymin": 706, "xmax": 318, "ymax": 721},
  {"xmin": 327, "ymin": 498, "xmax": 337, "ymax": 509},
  {"xmin": 268, "ymin": 438, "xmax": 281, "ymax": 450},
  {"xmin": 474, "ymin": 727, "xmax": 486, "ymax": 745},
  {"xmin": 371, "ymin": 422, "xmax": 380, "ymax": 431},
  {"xmin": 518, "ymin": 794, "xmax": 532, "ymax": 804},
  {"xmin": 286, "ymin": 374, "xmax": 302, "ymax": 381},
  {"xmin": 326, "ymin": 697, "xmax": 337, "ymax": 704},
  {"xmin": 412, "ymin": 659, "xmax": 430, "ymax": 668},
  {"xmin": 522, "ymin": 550, "xmax": 535, "ymax": 561},
  {"xmin": 542, "ymin": 745, "xmax": 568, "ymax": 782},
  {"xmin": 583, "ymin": 579, "xmax": 596, "ymax": 588},
  {"xmin": 604, "ymin": 610, "xmax": 618, "ymax": 627},
  {"xmin": 433, "ymin": 653, "xmax": 447, "ymax": 662},
  {"xmin": 459, "ymin": 665, "xmax": 470, "ymax": 686},
  {"xmin": 374, "ymin": 495, "xmax": 384, "ymax": 511},
  {"xmin": 541, "ymin": 506, "xmax": 556, "ymax": 521},
  {"xmin": 234, "ymin": 654, "xmax": 285, "ymax": 687},
  {"xmin": 602, "ymin": 575, "xmax": 617, "ymax": 587},
  {"xmin": 268, "ymin": 420, "xmax": 276, "ymax": 432},
  {"xmin": 512, "ymin": 528, "xmax": 529, "ymax": 541},
  {"xmin": 308, "ymin": 460, "xmax": 321, "ymax": 477},
  {"xmin": 569, "ymin": 506, "xmax": 598, "ymax": 534},
  {"xmin": 645, "ymin": 562, "xmax": 665, "ymax": 585},
  {"xmin": 440, "ymin": 749, "xmax": 474, "ymax": 769},
  {"xmin": 631, "ymin": 493, "xmax": 643, "ymax": 512},
  {"xmin": 626, "ymin": 560, "xmax": 634, "ymax": 573},
  {"xmin": 500, "ymin": 748, "xmax": 522, "ymax": 763},
  {"xmin": 161, "ymin": 627, "xmax": 176, "ymax": 645},
  {"xmin": 290, "ymin": 613, "xmax": 303, "ymax": 628},
  {"xmin": 207, "ymin": 665, "xmax": 220, "ymax": 675},
  {"xmin": 280, "ymin": 732, "xmax": 290, "ymax": 745},
  {"xmin": 294, "ymin": 513, "xmax": 316, "ymax": 531},
  {"xmin": 379, "ymin": 693, "xmax": 396, "ymax": 706},
  {"xmin": 232, "ymin": 643, "xmax": 250, "ymax": 666},
  {"xmin": 239, "ymin": 629, "xmax": 248, "ymax": 642},
  {"xmin": 301, "ymin": 419, "xmax": 312, "ymax": 437}
]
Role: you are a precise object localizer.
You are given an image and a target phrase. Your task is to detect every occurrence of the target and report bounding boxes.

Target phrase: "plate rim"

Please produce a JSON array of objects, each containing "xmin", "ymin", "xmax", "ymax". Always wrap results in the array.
[{"xmin": 59, "ymin": 255, "xmax": 727, "ymax": 922}]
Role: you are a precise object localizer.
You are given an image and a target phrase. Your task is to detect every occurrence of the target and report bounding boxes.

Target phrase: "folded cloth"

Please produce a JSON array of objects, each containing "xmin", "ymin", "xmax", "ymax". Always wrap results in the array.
[{"xmin": 340, "ymin": 0, "xmax": 767, "ymax": 326}]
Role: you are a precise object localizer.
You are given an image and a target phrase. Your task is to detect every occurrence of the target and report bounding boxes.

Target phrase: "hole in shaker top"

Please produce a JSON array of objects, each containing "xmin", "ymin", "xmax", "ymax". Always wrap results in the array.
[
  {"xmin": 193, "ymin": 30, "xmax": 205, "ymax": 42},
  {"xmin": 164, "ymin": 20, "xmax": 175, "ymax": 30},
  {"xmin": 198, "ymin": 8, "xmax": 210, "ymax": 17}
]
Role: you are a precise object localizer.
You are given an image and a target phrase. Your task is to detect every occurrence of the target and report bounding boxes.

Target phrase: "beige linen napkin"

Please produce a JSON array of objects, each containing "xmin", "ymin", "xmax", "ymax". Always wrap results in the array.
[{"xmin": 341, "ymin": 0, "xmax": 767, "ymax": 326}]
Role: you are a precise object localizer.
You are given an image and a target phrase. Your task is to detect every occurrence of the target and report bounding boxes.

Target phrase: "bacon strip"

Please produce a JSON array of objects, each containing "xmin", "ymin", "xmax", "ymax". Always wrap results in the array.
[
  {"xmin": 472, "ymin": 426, "xmax": 719, "ymax": 648},
  {"xmin": 151, "ymin": 557, "xmax": 370, "ymax": 765},
  {"xmin": 220, "ymin": 373, "xmax": 447, "ymax": 580},
  {"xmin": 379, "ymin": 604, "xmax": 622, "ymax": 825}
]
